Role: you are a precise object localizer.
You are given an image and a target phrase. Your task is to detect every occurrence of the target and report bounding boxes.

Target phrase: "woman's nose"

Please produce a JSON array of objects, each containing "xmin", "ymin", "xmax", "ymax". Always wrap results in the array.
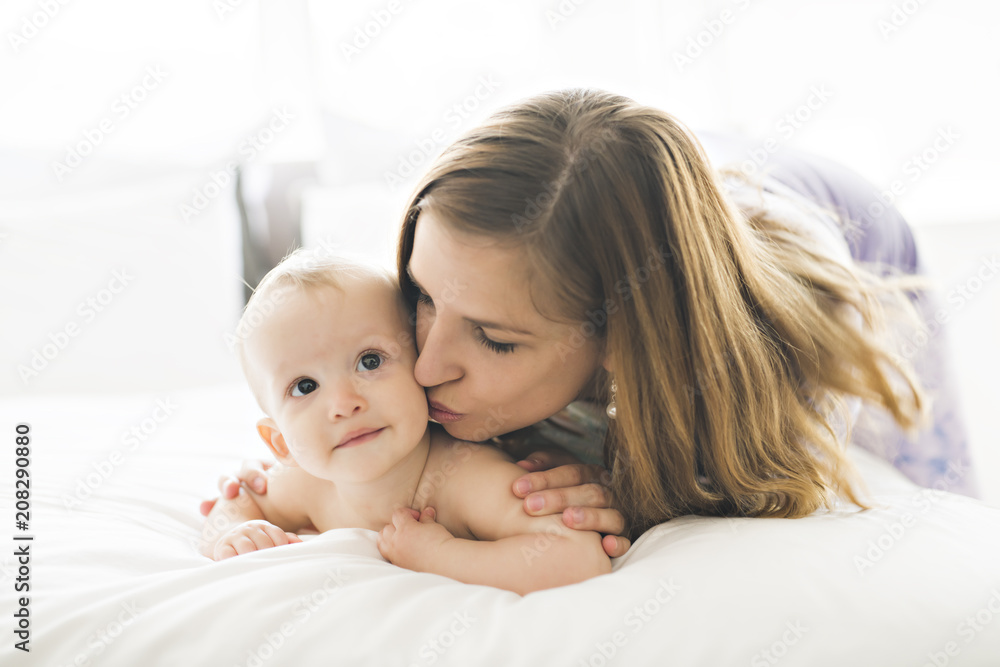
[{"xmin": 413, "ymin": 317, "xmax": 463, "ymax": 388}]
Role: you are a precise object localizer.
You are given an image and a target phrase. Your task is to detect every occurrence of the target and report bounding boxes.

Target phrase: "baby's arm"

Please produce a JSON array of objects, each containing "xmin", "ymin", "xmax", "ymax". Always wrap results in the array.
[
  {"xmin": 378, "ymin": 447, "xmax": 611, "ymax": 594},
  {"xmin": 200, "ymin": 463, "xmax": 320, "ymax": 560}
]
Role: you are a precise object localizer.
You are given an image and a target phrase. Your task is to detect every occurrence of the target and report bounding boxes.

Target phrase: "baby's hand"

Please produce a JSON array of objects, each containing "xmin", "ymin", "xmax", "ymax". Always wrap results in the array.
[
  {"xmin": 377, "ymin": 507, "xmax": 452, "ymax": 571},
  {"xmin": 213, "ymin": 520, "xmax": 302, "ymax": 561}
]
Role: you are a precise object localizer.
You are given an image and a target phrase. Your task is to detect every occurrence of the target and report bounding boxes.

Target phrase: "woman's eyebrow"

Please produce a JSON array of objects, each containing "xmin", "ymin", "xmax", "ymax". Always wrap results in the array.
[{"xmin": 406, "ymin": 265, "xmax": 534, "ymax": 337}]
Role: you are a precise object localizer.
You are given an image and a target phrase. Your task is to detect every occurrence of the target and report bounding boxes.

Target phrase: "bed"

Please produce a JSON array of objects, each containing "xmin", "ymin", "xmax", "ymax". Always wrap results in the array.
[{"xmin": 2, "ymin": 382, "xmax": 999, "ymax": 667}]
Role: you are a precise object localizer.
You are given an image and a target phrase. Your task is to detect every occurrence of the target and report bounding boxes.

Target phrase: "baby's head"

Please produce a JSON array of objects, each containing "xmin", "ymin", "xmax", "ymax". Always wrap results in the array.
[{"xmin": 235, "ymin": 248, "xmax": 430, "ymax": 483}]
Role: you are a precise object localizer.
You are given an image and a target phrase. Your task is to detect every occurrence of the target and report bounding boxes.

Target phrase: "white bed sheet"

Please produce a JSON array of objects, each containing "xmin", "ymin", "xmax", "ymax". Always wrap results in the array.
[{"xmin": 1, "ymin": 383, "xmax": 999, "ymax": 667}]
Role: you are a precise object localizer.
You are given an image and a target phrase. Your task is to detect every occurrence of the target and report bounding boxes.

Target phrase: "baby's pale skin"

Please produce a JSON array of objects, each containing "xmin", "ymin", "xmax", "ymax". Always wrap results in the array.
[{"xmin": 200, "ymin": 275, "xmax": 610, "ymax": 595}]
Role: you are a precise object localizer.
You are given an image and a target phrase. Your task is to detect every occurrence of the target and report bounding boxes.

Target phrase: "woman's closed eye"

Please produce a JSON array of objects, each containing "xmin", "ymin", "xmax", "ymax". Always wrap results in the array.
[
  {"xmin": 476, "ymin": 329, "xmax": 516, "ymax": 355},
  {"xmin": 409, "ymin": 275, "xmax": 514, "ymax": 354},
  {"xmin": 290, "ymin": 378, "xmax": 318, "ymax": 397}
]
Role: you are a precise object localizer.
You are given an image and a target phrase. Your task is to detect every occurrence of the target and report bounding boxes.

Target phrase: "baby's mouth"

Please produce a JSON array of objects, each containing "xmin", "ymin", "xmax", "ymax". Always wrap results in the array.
[{"xmin": 335, "ymin": 427, "xmax": 386, "ymax": 449}]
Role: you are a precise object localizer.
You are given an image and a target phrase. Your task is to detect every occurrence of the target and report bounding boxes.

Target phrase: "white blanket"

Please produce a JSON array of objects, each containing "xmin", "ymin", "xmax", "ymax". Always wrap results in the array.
[{"xmin": 2, "ymin": 383, "xmax": 999, "ymax": 666}]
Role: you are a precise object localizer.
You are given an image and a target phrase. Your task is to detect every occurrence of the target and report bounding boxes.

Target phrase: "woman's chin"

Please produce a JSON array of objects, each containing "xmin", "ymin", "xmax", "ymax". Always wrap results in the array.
[
  {"xmin": 437, "ymin": 421, "xmax": 475, "ymax": 442},
  {"xmin": 438, "ymin": 420, "xmax": 488, "ymax": 443},
  {"xmin": 441, "ymin": 418, "xmax": 530, "ymax": 444}
]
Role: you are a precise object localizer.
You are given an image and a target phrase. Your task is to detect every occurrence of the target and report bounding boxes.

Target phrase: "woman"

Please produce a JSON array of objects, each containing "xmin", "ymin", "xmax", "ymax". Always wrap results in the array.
[{"xmin": 203, "ymin": 88, "xmax": 978, "ymax": 553}]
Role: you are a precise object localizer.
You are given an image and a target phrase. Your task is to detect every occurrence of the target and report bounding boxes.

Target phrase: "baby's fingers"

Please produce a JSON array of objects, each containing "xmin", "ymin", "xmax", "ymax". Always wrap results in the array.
[
  {"xmin": 377, "ymin": 523, "xmax": 395, "ymax": 559},
  {"xmin": 214, "ymin": 522, "xmax": 291, "ymax": 560},
  {"xmin": 214, "ymin": 543, "xmax": 238, "ymax": 560},
  {"xmin": 258, "ymin": 522, "xmax": 299, "ymax": 548},
  {"xmin": 214, "ymin": 533, "xmax": 257, "ymax": 560},
  {"xmin": 391, "ymin": 506, "xmax": 420, "ymax": 528}
]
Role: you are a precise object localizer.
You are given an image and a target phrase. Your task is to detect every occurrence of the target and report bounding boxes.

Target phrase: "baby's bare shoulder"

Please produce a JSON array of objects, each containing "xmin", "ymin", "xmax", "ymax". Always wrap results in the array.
[
  {"xmin": 424, "ymin": 431, "xmax": 526, "ymax": 537},
  {"xmin": 427, "ymin": 428, "xmax": 514, "ymax": 471},
  {"xmin": 426, "ymin": 430, "xmax": 523, "ymax": 497},
  {"xmin": 249, "ymin": 463, "xmax": 334, "ymax": 532}
]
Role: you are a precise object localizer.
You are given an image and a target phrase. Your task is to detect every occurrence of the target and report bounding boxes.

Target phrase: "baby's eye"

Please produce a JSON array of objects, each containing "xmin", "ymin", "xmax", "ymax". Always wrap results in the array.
[
  {"xmin": 291, "ymin": 378, "xmax": 318, "ymax": 397},
  {"xmin": 357, "ymin": 352, "xmax": 383, "ymax": 372}
]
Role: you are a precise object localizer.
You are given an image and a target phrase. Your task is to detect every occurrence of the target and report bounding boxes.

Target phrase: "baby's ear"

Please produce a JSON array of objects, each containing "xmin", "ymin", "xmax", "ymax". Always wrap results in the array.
[{"xmin": 256, "ymin": 418, "xmax": 296, "ymax": 466}]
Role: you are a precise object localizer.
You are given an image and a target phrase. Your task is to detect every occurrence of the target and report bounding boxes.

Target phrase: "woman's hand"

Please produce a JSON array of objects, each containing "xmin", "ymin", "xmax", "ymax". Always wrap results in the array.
[
  {"xmin": 198, "ymin": 459, "xmax": 275, "ymax": 517},
  {"xmin": 513, "ymin": 450, "xmax": 631, "ymax": 558}
]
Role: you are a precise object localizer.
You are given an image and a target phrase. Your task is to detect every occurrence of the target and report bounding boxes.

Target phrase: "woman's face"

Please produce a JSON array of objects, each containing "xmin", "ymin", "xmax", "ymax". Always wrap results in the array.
[{"xmin": 407, "ymin": 210, "xmax": 605, "ymax": 442}]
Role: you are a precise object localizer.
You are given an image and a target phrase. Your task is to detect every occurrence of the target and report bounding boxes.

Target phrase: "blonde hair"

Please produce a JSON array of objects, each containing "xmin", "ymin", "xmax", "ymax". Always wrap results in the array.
[
  {"xmin": 235, "ymin": 246, "xmax": 396, "ymax": 412},
  {"xmin": 397, "ymin": 88, "xmax": 928, "ymax": 538}
]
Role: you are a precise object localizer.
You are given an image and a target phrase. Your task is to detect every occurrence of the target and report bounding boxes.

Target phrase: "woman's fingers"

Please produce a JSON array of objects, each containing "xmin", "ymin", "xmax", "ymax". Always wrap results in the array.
[
  {"xmin": 522, "ymin": 482, "xmax": 612, "ymax": 517},
  {"xmin": 513, "ymin": 463, "xmax": 612, "ymax": 498},
  {"xmin": 602, "ymin": 534, "xmax": 632, "ymax": 559},
  {"xmin": 515, "ymin": 449, "xmax": 581, "ymax": 472},
  {"xmin": 216, "ymin": 475, "xmax": 241, "ymax": 499},
  {"xmin": 213, "ymin": 460, "xmax": 271, "ymax": 499},
  {"xmin": 561, "ymin": 507, "xmax": 632, "ymax": 556},
  {"xmin": 236, "ymin": 460, "xmax": 270, "ymax": 494},
  {"xmin": 562, "ymin": 506, "xmax": 626, "ymax": 536},
  {"xmin": 199, "ymin": 498, "xmax": 218, "ymax": 517}
]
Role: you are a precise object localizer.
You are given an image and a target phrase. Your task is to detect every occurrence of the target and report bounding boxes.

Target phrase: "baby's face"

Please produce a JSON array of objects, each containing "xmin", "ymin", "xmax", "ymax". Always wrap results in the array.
[{"xmin": 244, "ymin": 279, "xmax": 429, "ymax": 483}]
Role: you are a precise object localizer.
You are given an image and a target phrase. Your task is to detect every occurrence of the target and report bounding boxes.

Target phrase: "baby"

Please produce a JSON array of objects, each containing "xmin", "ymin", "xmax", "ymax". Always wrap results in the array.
[{"xmin": 199, "ymin": 247, "xmax": 610, "ymax": 594}]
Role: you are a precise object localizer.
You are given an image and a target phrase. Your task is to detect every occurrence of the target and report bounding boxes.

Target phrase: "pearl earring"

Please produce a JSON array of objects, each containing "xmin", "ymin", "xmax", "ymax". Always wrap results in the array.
[{"xmin": 606, "ymin": 379, "xmax": 618, "ymax": 419}]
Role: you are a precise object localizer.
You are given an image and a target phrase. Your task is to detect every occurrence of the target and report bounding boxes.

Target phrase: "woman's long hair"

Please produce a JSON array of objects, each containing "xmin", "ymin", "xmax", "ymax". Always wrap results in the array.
[{"xmin": 397, "ymin": 88, "xmax": 927, "ymax": 538}]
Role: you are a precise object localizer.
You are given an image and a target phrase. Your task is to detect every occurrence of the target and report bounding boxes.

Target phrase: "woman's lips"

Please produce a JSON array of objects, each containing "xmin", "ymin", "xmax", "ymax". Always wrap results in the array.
[
  {"xmin": 428, "ymin": 400, "xmax": 464, "ymax": 423},
  {"xmin": 336, "ymin": 427, "xmax": 385, "ymax": 449}
]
